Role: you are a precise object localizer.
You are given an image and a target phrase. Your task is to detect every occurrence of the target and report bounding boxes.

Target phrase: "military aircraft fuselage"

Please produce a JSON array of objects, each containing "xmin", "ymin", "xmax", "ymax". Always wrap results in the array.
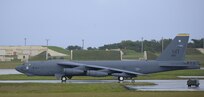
[{"xmin": 16, "ymin": 60, "xmax": 200, "ymax": 76}]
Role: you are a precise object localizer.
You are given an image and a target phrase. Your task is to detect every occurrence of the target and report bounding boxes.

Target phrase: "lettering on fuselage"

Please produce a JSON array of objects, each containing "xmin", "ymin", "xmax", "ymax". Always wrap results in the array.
[{"xmin": 171, "ymin": 49, "xmax": 179, "ymax": 57}]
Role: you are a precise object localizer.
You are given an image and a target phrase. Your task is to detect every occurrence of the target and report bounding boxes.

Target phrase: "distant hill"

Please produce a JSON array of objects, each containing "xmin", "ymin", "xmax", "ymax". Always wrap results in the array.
[
  {"xmin": 45, "ymin": 46, "xmax": 70, "ymax": 55},
  {"xmin": 186, "ymin": 48, "xmax": 202, "ymax": 55},
  {"xmin": 29, "ymin": 51, "xmax": 46, "ymax": 61},
  {"xmin": 72, "ymin": 50, "xmax": 121, "ymax": 60}
]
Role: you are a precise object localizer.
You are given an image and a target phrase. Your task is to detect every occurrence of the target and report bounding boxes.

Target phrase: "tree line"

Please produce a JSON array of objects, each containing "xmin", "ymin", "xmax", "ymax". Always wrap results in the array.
[{"xmin": 66, "ymin": 38, "xmax": 204, "ymax": 52}]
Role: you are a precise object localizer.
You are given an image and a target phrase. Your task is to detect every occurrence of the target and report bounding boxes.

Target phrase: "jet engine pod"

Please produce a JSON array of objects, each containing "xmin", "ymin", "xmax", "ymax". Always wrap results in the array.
[
  {"xmin": 64, "ymin": 68, "xmax": 84, "ymax": 75},
  {"xmin": 112, "ymin": 73, "xmax": 130, "ymax": 77},
  {"xmin": 86, "ymin": 70, "xmax": 108, "ymax": 77}
]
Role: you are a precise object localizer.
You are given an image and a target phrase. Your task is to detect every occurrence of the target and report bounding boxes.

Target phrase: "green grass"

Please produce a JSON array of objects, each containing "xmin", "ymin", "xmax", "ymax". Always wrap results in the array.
[
  {"xmin": 136, "ymin": 69, "xmax": 204, "ymax": 80},
  {"xmin": 1, "ymin": 92, "xmax": 203, "ymax": 97},
  {"xmin": 0, "ymin": 83, "xmax": 126, "ymax": 93},
  {"xmin": 29, "ymin": 51, "xmax": 46, "ymax": 61},
  {"xmin": 186, "ymin": 48, "xmax": 202, "ymax": 55},
  {"xmin": 73, "ymin": 50, "xmax": 121, "ymax": 60},
  {"xmin": 0, "ymin": 83, "xmax": 203, "ymax": 97},
  {"xmin": 122, "ymin": 50, "xmax": 143, "ymax": 59},
  {"xmin": 0, "ymin": 61, "xmax": 22, "ymax": 69},
  {"xmin": 1, "ymin": 92, "xmax": 204, "ymax": 97},
  {"xmin": 46, "ymin": 46, "xmax": 70, "ymax": 55},
  {"xmin": 186, "ymin": 54, "xmax": 204, "ymax": 67}
]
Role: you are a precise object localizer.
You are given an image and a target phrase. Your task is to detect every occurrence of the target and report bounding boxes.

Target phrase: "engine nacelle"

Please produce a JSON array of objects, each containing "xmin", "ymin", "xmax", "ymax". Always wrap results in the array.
[
  {"xmin": 112, "ymin": 73, "xmax": 131, "ymax": 77},
  {"xmin": 64, "ymin": 68, "xmax": 84, "ymax": 75},
  {"xmin": 86, "ymin": 70, "xmax": 108, "ymax": 77}
]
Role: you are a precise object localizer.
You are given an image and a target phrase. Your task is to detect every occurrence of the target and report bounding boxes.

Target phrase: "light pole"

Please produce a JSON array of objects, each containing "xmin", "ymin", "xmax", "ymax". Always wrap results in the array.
[
  {"xmin": 46, "ymin": 39, "xmax": 49, "ymax": 46},
  {"xmin": 45, "ymin": 39, "xmax": 49, "ymax": 60},
  {"xmin": 162, "ymin": 37, "xmax": 164, "ymax": 52},
  {"xmin": 82, "ymin": 39, "xmax": 84, "ymax": 50},
  {"xmin": 141, "ymin": 37, "xmax": 143, "ymax": 53},
  {"xmin": 24, "ymin": 38, "xmax": 27, "ymax": 46}
]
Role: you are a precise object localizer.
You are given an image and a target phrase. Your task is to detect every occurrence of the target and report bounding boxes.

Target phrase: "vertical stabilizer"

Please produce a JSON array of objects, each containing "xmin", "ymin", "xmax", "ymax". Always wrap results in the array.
[{"xmin": 157, "ymin": 33, "xmax": 189, "ymax": 61}]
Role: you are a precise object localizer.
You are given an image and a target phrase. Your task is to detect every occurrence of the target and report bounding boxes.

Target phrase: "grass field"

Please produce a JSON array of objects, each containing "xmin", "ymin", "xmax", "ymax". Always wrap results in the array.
[
  {"xmin": 0, "ymin": 83, "xmax": 203, "ymax": 97},
  {"xmin": 136, "ymin": 69, "xmax": 204, "ymax": 80},
  {"xmin": 73, "ymin": 50, "xmax": 121, "ymax": 60},
  {"xmin": 1, "ymin": 92, "xmax": 203, "ymax": 97},
  {"xmin": 186, "ymin": 54, "xmax": 204, "ymax": 67},
  {"xmin": 0, "ymin": 61, "xmax": 22, "ymax": 69},
  {"xmin": 122, "ymin": 50, "xmax": 144, "ymax": 59},
  {"xmin": 46, "ymin": 46, "xmax": 70, "ymax": 55}
]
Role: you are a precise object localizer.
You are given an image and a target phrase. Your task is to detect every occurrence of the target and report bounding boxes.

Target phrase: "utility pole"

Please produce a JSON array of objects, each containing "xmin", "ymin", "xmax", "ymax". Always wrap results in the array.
[
  {"xmin": 82, "ymin": 39, "xmax": 84, "ymax": 50},
  {"xmin": 24, "ymin": 38, "xmax": 27, "ymax": 46},
  {"xmin": 46, "ymin": 39, "xmax": 49, "ymax": 46},
  {"xmin": 141, "ymin": 37, "xmax": 143, "ymax": 53},
  {"xmin": 162, "ymin": 37, "xmax": 164, "ymax": 52},
  {"xmin": 45, "ymin": 39, "xmax": 49, "ymax": 60}
]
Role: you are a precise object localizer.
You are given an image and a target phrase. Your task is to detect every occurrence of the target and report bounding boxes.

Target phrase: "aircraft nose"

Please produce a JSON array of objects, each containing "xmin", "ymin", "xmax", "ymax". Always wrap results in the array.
[{"xmin": 15, "ymin": 65, "xmax": 23, "ymax": 73}]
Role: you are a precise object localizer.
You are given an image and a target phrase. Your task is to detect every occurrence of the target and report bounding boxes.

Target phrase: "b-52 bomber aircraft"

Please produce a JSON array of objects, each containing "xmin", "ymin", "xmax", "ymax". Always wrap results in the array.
[{"xmin": 16, "ymin": 33, "xmax": 200, "ymax": 82}]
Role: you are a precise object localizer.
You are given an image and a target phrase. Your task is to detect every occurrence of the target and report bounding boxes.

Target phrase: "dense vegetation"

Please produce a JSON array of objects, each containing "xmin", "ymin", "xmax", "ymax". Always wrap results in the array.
[
  {"xmin": 98, "ymin": 38, "xmax": 204, "ymax": 52},
  {"xmin": 65, "ymin": 38, "xmax": 203, "ymax": 53}
]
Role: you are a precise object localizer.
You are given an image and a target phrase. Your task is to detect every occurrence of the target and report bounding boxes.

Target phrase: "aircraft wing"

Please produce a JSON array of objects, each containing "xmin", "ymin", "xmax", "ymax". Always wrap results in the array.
[
  {"xmin": 58, "ymin": 62, "xmax": 143, "ymax": 76},
  {"xmin": 159, "ymin": 64, "xmax": 189, "ymax": 68}
]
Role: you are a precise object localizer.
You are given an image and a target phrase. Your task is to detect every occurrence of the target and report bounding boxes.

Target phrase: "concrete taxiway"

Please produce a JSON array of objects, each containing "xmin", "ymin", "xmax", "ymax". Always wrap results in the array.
[
  {"xmin": 0, "ymin": 69, "xmax": 21, "ymax": 75},
  {"xmin": 126, "ymin": 80, "xmax": 204, "ymax": 91}
]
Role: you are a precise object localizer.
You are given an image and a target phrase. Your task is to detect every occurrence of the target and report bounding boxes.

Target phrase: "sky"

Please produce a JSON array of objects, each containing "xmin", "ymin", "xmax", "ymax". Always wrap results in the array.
[{"xmin": 0, "ymin": 0, "xmax": 204, "ymax": 48}]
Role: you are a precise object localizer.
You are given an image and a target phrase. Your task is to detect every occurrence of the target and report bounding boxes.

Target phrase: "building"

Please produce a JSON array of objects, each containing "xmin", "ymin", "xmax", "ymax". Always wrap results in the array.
[{"xmin": 0, "ymin": 46, "xmax": 68, "ymax": 61}]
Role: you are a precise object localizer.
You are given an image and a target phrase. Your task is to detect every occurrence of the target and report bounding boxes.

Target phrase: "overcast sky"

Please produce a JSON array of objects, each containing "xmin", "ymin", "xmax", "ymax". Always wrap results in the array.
[{"xmin": 0, "ymin": 0, "xmax": 203, "ymax": 48}]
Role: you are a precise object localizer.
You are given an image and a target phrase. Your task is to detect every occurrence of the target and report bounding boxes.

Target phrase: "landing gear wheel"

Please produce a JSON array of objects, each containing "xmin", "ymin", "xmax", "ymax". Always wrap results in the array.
[
  {"xmin": 67, "ymin": 76, "xmax": 72, "ymax": 79},
  {"xmin": 118, "ymin": 76, "xmax": 124, "ymax": 82},
  {"xmin": 131, "ymin": 78, "xmax": 135, "ymax": 83},
  {"xmin": 61, "ymin": 76, "xmax": 67, "ymax": 83}
]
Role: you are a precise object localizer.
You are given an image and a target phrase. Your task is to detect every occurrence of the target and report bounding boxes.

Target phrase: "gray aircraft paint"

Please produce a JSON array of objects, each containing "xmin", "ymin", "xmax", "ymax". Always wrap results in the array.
[{"xmin": 16, "ymin": 34, "xmax": 200, "ymax": 80}]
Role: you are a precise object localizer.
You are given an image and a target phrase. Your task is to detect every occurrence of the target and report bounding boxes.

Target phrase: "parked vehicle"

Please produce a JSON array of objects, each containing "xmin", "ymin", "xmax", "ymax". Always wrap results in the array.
[{"xmin": 187, "ymin": 79, "xmax": 200, "ymax": 87}]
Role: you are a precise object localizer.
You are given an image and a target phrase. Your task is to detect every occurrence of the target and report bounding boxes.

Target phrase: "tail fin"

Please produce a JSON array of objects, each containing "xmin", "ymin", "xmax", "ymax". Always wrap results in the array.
[{"xmin": 157, "ymin": 33, "xmax": 189, "ymax": 61}]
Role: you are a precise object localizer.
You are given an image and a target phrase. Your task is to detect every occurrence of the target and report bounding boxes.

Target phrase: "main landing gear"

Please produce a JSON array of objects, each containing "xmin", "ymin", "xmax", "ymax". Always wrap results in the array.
[
  {"xmin": 118, "ymin": 77, "xmax": 135, "ymax": 83},
  {"xmin": 61, "ymin": 76, "xmax": 72, "ymax": 83},
  {"xmin": 118, "ymin": 76, "xmax": 124, "ymax": 82}
]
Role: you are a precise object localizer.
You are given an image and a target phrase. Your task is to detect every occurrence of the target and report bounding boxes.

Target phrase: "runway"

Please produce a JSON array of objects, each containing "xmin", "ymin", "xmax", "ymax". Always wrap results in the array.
[
  {"xmin": 125, "ymin": 80, "xmax": 204, "ymax": 91},
  {"xmin": 0, "ymin": 69, "xmax": 21, "ymax": 75},
  {"xmin": 0, "ymin": 80, "xmax": 203, "ymax": 91}
]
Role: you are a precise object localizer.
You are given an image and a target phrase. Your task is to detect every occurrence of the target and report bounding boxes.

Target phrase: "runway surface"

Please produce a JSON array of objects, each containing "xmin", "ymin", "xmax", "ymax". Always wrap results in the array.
[
  {"xmin": 0, "ymin": 69, "xmax": 21, "ymax": 75},
  {"xmin": 126, "ymin": 80, "xmax": 204, "ymax": 91},
  {"xmin": 0, "ymin": 80, "xmax": 203, "ymax": 91}
]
